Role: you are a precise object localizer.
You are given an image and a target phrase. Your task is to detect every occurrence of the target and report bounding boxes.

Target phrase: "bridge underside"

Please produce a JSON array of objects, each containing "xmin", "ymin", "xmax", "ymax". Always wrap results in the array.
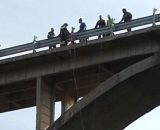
[
  {"xmin": 0, "ymin": 54, "xmax": 151, "ymax": 113},
  {"xmin": 0, "ymin": 27, "xmax": 160, "ymax": 113},
  {"xmin": 48, "ymin": 54, "xmax": 160, "ymax": 130}
]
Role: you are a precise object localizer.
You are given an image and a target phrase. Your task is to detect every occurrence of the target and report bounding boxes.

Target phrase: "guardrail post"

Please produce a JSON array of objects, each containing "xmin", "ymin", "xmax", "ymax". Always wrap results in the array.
[
  {"xmin": 33, "ymin": 35, "xmax": 37, "ymax": 53},
  {"xmin": 71, "ymin": 27, "xmax": 75, "ymax": 44},
  {"xmin": 110, "ymin": 26, "xmax": 115, "ymax": 37},
  {"xmin": 152, "ymin": 8, "xmax": 157, "ymax": 26}
]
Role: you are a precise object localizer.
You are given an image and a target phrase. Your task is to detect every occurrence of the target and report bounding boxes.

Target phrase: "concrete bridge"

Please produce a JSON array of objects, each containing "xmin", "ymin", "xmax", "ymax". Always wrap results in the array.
[{"xmin": 0, "ymin": 23, "xmax": 160, "ymax": 130}]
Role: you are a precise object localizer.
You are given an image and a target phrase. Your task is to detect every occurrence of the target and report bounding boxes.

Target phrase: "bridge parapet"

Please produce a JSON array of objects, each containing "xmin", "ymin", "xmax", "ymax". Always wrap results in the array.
[{"xmin": 0, "ymin": 13, "xmax": 160, "ymax": 58}]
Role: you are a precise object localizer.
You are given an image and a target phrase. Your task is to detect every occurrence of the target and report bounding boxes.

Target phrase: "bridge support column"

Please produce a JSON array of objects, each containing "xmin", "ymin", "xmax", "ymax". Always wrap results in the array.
[
  {"xmin": 36, "ymin": 77, "xmax": 55, "ymax": 130},
  {"xmin": 61, "ymin": 91, "xmax": 76, "ymax": 113}
]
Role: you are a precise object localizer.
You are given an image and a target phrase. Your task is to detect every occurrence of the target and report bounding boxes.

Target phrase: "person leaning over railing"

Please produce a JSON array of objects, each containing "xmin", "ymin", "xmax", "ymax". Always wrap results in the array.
[
  {"xmin": 47, "ymin": 28, "xmax": 56, "ymax": 49},
  {"xmin": 119, "ymin": 8, "xmax": 132, "ymax": 32}
]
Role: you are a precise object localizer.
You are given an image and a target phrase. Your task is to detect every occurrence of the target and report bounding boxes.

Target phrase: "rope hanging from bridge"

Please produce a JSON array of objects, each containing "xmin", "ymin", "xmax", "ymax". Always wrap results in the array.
[
  {"xmin": 69, "ymin": 43, "xmax": 85, "ymax": 130},
  {"xmin": 68, "ymin": 40, "xmax": 107, "ymax": 130}
]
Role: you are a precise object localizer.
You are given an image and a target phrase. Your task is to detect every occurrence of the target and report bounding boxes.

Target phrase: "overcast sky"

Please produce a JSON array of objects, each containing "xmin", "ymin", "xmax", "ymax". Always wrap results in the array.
[{"xmin": 0, "ymin": 0, "xmax": 160, "ymax": 130}]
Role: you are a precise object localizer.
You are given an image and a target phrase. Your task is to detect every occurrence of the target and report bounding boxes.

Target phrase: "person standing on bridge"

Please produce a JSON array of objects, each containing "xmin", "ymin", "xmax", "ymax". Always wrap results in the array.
[
  {"xmin": 119, "ymin": 8, "xmax": 132, "ymax": 32},
  {"xmin": 95, "ymin": 15, "xmax": 106, "ymax": 38},
  {"xmin": 106, "ymin": 14, "xmax": 115, "ymax": 36},
  {"xmin": 59, "ymin": 23, "xmax": 70, "ymax": 47},
  {"xmin": 47, "ymin": 28, "xmax": 56, "ymax": 49},
  {"xmin": 77, "ymin": 18, "xmax": 87, "ymax": 43},
  {"xmin": 78, "ymin": 18, "xmax": 86, "ymax": 33}
]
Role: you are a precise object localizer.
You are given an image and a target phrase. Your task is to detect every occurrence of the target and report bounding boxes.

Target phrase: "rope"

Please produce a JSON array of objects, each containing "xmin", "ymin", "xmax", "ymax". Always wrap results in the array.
[
  {"xmin": 69, "ymin": 42, "xmax": 85, "ymax": 130},
  {"xmin": 69, "ymin": 35, "xmax": 104, "ymax": 130}
]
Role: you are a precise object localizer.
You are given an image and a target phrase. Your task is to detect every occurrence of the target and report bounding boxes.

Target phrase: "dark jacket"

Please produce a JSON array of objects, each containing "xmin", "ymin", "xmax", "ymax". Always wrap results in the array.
[
  {"xmin": 60, "ymin": 27, "xmax": 70, "ymax": 41},
  {"xmin": 47, "ymin": 31, "xmax": 55, "ymax": 39},
  {"xmin": 122, "ymin": 12, "xmax": 132, "ymax": 22},
  {"xmin": 95, "ymin": 19, "xmax": 106, "ymax": 28}
]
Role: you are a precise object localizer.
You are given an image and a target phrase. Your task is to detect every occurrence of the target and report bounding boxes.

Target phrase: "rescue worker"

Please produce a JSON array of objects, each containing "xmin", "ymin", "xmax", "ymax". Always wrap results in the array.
[
  {"xmin": 47, "ymin": 28, "xmax": 56, "ymax": 49},
  {"xmin": 78, "ymin": 18, "xmax": 86, "ymax": 32},
  {"xmin": 59, "ymin": 23, "xmax": 70, "ymax": 46},
  {"xmin": 106, "ymin": 14, "xmax": 115, "ymax": 36},
  {"xmin": 95, "ymin": 15, "xmax": 106, "ymax": 38},
  {"xmin": 77, "ymin": 18, "xmax": 87, "ymax": 43},
  {"xmin": 119, "ymin": 8, "xmax": 132, "ymax": 32}
]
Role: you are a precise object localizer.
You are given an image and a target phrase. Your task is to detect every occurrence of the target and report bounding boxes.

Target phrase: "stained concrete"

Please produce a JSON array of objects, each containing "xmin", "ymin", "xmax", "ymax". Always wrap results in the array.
[{"xmin": 48, "ymin": 53, "xmax": 160, "ymax": 130}]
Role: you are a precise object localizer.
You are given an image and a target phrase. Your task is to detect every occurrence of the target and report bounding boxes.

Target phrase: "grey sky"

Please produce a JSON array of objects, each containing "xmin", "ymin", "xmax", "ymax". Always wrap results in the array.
[{"xmin": 0, "ymin": 0, "xmax": 160, "ymax": 130}]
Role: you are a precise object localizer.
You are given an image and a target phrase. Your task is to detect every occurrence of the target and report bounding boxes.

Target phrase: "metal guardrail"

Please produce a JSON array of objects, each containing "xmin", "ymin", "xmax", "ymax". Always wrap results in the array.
[{"xmin": 0, "ymin": 13, "xmax": 160, "ymax": 57}]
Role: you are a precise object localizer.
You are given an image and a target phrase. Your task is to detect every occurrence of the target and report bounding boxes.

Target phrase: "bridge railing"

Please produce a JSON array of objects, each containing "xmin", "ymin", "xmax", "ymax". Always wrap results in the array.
[{"xmin": 0, "ymin": 13, "xmax": 160, "ymax": 58}]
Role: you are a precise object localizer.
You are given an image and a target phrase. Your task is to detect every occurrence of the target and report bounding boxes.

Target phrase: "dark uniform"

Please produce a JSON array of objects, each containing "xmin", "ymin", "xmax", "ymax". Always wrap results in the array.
[
  {"xmin": 95, "ymin": 19, "xmax": 106, "ymax": 28},
  {"xmin": 95, "ymin": 16, "xmax": 106, "ymax": 38},
  {"xmin": 48, "ymin": 31, "xmax": 55, "ymax": 39},
  {"xmin": 47, "ymin": 28, "xmax": 55, "ymax": 49},
  {"xmin": 122, "ymin": 11, "xmax": 132, "ymax": 22},
  {"xmin": 60, "ymin": 24, "xmax": 70, "ymax": 46},
  {"xmin": 120, "ymin": 9, "xmax": 132, "ymax": 32}
]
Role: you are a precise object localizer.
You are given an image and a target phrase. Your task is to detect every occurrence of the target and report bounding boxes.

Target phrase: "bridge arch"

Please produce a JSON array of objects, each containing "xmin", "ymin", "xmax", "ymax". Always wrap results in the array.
[{"xmin": 48, "ymin": 53, "xmax": 160, "ymax": 130}]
